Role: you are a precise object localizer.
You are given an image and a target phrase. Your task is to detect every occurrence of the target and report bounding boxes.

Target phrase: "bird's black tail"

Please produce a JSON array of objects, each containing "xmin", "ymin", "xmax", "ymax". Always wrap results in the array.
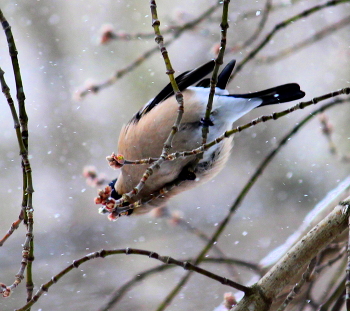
[{"xmin": 229, "ymin": 83, "xmax": 305, "ymax": 106}]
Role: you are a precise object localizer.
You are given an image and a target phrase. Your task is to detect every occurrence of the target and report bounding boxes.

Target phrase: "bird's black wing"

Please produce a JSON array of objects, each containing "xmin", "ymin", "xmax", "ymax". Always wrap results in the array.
[
  {"xmin": 196, "ymin": 59, "xmax": 236, "ymax": 89},
  {"xmin": 195, "ymin": 78, "xmax": 210, "ymax": 88},
  {"xmin": 131, "ymin": 60, "xmax": 215, "ymax": 122},
  {"xmin": 216, "ymin": 59, "xmax": 236, "ymax": 89}
]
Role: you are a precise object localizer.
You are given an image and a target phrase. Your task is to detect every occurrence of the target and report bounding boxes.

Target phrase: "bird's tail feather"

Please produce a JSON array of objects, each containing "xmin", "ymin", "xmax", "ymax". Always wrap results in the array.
[{"xmin": 228, "ymin": 83, "xmax": 305, "ymax": 106}]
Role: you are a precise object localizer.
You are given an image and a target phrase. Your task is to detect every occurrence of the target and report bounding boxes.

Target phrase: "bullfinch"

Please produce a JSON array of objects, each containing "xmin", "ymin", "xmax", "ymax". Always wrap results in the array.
[{"xmin": 96, "ymin": 59, "xmax": 305, "ymax": 219}]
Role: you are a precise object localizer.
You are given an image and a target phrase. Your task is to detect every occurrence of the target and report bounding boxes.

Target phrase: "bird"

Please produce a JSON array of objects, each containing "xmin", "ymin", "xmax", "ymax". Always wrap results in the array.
[{"xmin": 97, "ymin": 59, "xmax": 305, "ymax": 219}]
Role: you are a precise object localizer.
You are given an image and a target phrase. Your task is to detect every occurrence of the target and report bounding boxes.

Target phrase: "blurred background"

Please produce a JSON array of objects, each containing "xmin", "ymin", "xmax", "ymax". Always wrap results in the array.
[{"xmin": 0, "ymin": 0, "xmax": 349, "ymax": 310}]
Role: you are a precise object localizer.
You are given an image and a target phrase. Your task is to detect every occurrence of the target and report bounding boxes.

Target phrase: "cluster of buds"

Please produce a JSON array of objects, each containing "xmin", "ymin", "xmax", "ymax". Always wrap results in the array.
[
  {"xmin": 319, "ymin": 113, "xmax": 333, "ymax": 136},
  {"xmin": 73, "ymin": 79, "xmax": 100, "ymax": 101},
  {"xmin": 106, "ymin": 153, "xmax": 125, "ymax": 169},
  {"xmin": 223, "ymin": 292, "xmax": 237, "ymax": 310},
  {"xmin": 95, "ymin": 153, "xmax": 171, "ymax": 220},
  {"xmin": 0, "ymin": 283, "xmax": 11, "ymax": 298},
  {"xmin": 94, "ymin": 187, "xmax": 118, "ymax": 221},
  {"xmin": 214, "ymin": 292, "xmax": 237, "ymax": 311},
  {"xmin": 95, "ymin": 186, "xmax": 112, "ymax": 205},
  {"xmin": 167, "ymin": 210, "xmax": 183, "ymax": 226},
  {"xmin": 99, "ymin": 24, "xmax": 117, "ymax": 44},
  {"xmin": 83, "ymin": 166, "xmax": 106, "ymax": 187},
  {"xmin": 94, "ymin": 185, "xmax": 135, "ymax": 221},
  {"xmin": 94, "ymin": 186, "xmax": 114, "ymax": 208}
]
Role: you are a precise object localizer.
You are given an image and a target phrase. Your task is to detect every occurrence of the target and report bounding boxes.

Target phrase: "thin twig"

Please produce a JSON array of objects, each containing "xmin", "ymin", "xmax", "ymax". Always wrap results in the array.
[
  {"xmin": 207, "ymin": 0, "xmax": 303, "ymax": 25},
  {"xmin": 0, "ymin": 213, "xmax": 24, "ymax": 246},
  {"xmin": 229, "ymin": 0, "xmax": 272, "ymax": 53},
  {"xmin": 0, "ymin": 67, "xmax": 34, "ymax": 298},
  {"xmin": 0, "ymin": 10, "xmax": 28, "ymax": 146},
  {"xmin": 15, "ymin": 249, "xmax": 251, "ymax": 311},
  {"xmin": 171, "ymin": 215, "xmax": 241, "ymax": 280},
  {"xmin": 0, "ymin": 9, "xmax": 35, "ymax": 302},
  {"xmin": 318, "ymin": 113, "xmax": 350, "ymax": 162},
  {"xmin": 331, "ymin": 289, "xmax": 346, "ymax": 311},
  {"xmin": 258, "ymin": 15, "xmax": 350, "ymax": 63},
  {"xmin": 318, "ymin": 277, "xmax": 346, "ymax": 310},
  {"xmin": 97, "ymin": 256, "xmax": 260, "ymax": 311},
  {"xmin": 315, "ymin": 246, "xmax": 347, "ymax": 273},
  {"xmin": 0, "ymin": 70, "xmax": 25, "ymax": 249},
  {"xmin": 201, "ymin": 0, "xmax": 230, "ymax": 145},
  {"xmin": 230, "ymin": 0, "xmax": 350, "ymax": 81}
]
